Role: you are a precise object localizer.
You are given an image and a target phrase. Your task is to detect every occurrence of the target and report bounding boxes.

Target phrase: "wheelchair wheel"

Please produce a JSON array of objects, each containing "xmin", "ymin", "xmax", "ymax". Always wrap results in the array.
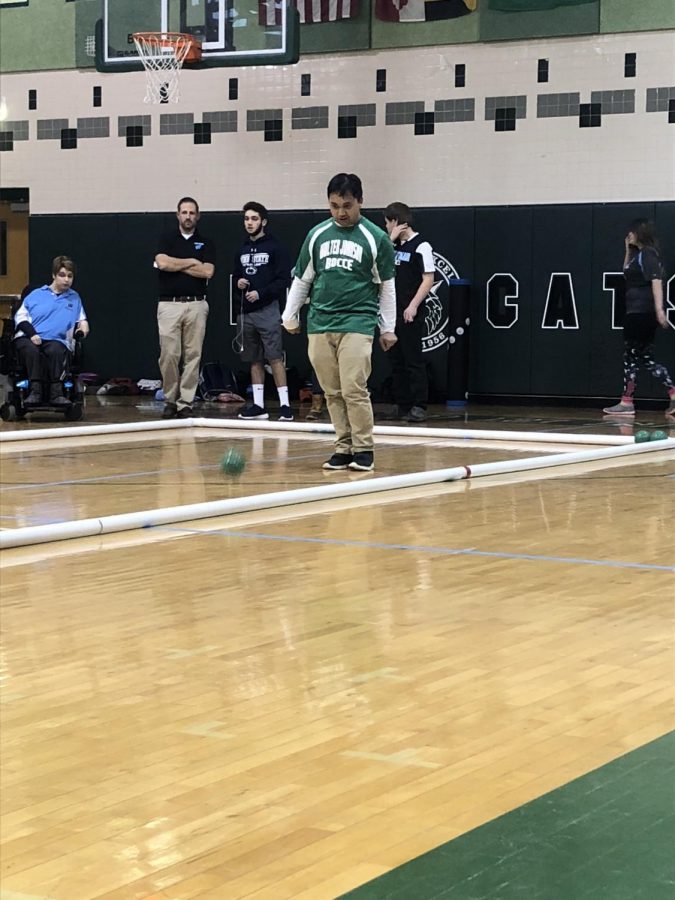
[{"xmin": 64, "ymin": 402, "xmax": 83, "ymax": 422}]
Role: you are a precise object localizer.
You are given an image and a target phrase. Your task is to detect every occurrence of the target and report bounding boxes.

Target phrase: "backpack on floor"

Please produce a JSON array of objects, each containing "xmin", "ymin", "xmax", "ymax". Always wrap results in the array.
[{"xmin": 197, "ymin": 362, "xmax": 240, "ymax": 400}]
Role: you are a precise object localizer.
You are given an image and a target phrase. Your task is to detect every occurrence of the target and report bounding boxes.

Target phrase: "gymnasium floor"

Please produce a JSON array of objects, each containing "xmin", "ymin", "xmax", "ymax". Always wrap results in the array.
[{"xmin": 0, "ymin": 397, "xmax": 673, "ymax": 899}]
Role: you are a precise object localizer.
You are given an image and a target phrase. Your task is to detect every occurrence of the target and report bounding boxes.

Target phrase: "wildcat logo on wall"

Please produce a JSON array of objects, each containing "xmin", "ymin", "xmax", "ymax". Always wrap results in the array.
[{"xmin": 422, "ymin": 251, "xmax": 459, "ymax": 353}]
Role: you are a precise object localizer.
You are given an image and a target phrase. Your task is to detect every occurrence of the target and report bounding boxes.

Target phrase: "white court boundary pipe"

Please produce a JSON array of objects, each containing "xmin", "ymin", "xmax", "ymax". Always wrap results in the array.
[
  {"xmin": 190, "ymin": 417, "xmax": 631, "ymax": 446},
  {"xmin": 0, "ymin": 419, "xmax": 188, "ymax": 443},
  {"xmin": 1, "ymin": 438, "xmax": 672, "ymax": 550},
  {"xmin": 0, "ymin": 416, "xmax": 632, "ymax": 446}
]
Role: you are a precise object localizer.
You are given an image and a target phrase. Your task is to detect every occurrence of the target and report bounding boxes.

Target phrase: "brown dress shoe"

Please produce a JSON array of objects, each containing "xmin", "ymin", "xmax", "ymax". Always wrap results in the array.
[{"xmin": 306, "ymin": 394, "xmax": 325, "ymax": 420}]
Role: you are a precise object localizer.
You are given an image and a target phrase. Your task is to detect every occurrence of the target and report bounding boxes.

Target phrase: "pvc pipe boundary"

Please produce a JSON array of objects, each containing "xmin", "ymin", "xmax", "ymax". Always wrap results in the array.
[
  {"xmin": 191, "ymin": 417, "xmax": 631, "ymax": 446},
  {"xmin": 0, "ymin": 419, "xmax": 188, "ymax": 443},
  {"xmin": 1, "ymin": 438, "xmax": 671, "ymax": 550},
  {"xmin": 0, "ymin": 416, "xmax": 633, "ymax": 446}
]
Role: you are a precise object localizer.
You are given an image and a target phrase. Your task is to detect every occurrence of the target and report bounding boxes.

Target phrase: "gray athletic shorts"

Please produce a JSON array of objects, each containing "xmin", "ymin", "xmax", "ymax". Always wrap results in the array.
[{"xmin": 237, "ymin": 303, "xmax": 283, "ymax": 363}]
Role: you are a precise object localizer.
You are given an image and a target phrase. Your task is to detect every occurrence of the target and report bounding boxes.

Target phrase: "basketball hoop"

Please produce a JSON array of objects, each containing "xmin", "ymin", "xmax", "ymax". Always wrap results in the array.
[{"xmin": 132, "ymin": 32, "xmax": 202, "ymax": 104}]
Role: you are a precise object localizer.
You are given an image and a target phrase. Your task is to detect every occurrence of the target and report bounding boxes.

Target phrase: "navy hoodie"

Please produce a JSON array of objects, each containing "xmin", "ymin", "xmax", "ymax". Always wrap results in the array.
[{"xmin": 232, "ymin": 232, "xmax": 292, "ymax": 313}]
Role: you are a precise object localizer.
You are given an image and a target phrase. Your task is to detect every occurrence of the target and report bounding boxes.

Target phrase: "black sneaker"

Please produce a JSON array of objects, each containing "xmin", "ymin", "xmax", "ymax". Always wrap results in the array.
[
  {"xmin": 377, "ymin": 404, "xmax": 404, "ymax": 421},
  {"xmin": 24, "ymin": 390, "xmax": 42, "ymax": 406},
  {"xmin": 161, "ymin": 403, "xmax": 177, "ymax": 419},
  {"xmin": 278, "ymin": 405, "xmax": 294, "ymax": 421},
  {"xmin": 348, "ymin": 451, "xmax": 374, "ymax": 471},
  {"xmin": 322, "ymin": 453, "xmax": 354, "ymax": 470},
  {"xmin": 238, "ymin": 404, "xmax": 269, "ymax": 420},
  {"xmin": 176, "ymin": 406, "xmax": 193, "ymax": 418},
  {"xmin": 404, "ymin": 406, "xmax": 427, "ymax": 422}
]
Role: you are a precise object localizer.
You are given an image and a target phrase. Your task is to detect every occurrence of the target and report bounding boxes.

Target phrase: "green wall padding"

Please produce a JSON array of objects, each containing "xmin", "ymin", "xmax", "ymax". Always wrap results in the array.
[
  {"xmin": 479, "ymin": 1, "xmax": 600, "ymax": 40},
  {"xmin": 300, "ymin": 3, "xmax": 371, "ymax": 54},
  {"xmin": 371, "ymin": 8, "xmax": 479, "ymax": 50},
  {"xmin": 74, "ymin": 0, "xmax": 100, "ymax": 69},
  {"xmin": 0, "ymin": 1, "xmax": 76, "ymax": 72},
  {"xmin": 2, "ymin": 0, "xmax": 674, "ymax": 73},
  {"xmin": 600, "ymin": 0, "xmax": 675, "ymax": 33}
]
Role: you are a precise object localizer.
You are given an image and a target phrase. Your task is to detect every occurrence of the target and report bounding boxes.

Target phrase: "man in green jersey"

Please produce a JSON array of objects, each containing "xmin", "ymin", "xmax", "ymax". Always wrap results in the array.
[{"xmin": 283, "ymin": 173, "xmax": 397, "ymax": 472}]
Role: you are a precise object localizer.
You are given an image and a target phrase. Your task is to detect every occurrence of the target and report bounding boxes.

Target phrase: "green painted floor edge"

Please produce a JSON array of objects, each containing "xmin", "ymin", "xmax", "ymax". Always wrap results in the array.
[{"xmin": 339, "ymin": 731, "xmax": 675, "ymax": 900}]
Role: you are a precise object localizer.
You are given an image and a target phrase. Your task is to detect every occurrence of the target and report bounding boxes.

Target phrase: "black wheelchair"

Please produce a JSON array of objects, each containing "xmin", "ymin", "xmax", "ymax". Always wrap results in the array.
[{"xmin": 0, "ymin": 313, "xmax": 86, "ymax": 422}]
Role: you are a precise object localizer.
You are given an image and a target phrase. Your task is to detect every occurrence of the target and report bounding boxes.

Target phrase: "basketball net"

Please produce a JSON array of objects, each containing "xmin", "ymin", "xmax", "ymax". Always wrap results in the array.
[{"xmin": 132, "ymin": 32, "xmax": 201, "ymax": 104}]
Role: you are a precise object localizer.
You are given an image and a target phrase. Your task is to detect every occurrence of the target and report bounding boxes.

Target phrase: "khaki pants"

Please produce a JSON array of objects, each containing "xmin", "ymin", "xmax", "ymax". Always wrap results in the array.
[
  {"xmin": 308, "ymin": 332, "xmax": 374, "ymax": 453},
  {"xmin": 157, "ymin": 300, "xmax": 209, "ymax": 409}
]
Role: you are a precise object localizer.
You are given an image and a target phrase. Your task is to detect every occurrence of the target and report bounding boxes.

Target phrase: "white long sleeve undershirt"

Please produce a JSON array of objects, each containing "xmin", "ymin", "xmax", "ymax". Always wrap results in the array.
[{"xmin": 283, "ymin": 275, "xmax": 397, "ymax": 334}]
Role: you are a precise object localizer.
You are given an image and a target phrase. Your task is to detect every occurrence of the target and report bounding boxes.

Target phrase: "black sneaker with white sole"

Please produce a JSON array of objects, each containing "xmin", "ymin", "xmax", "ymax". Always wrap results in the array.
[
  {"xmin": 238, "ymin": 403, "xmax": 269, "ymax": 420},
  {"xmin": 322, "ymin": 453, "xmax": 354, "ymax": 470},
  {"xmin": 348, "ymin": 451, "xmax": 374, "ymax": 471},
  {"xmin": 278, "ymin": 405, "xmax": 294, "ymax": 421},
  {"xmin": 404, "ymin": 406, "xmax": 427, "ymax": 422}
]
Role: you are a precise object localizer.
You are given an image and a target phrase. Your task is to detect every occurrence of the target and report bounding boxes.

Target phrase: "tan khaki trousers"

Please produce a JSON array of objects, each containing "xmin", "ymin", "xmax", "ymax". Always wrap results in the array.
[
  {"xmin": 157, "ymin": 300, "xmax": 209, "ymax": 409},
  {"xmin": 308, "ymin": 332, "xmax": 374, "ymax": 453}
]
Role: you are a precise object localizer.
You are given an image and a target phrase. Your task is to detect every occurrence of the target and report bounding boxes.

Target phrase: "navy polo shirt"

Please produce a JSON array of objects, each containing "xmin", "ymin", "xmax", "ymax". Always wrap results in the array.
[{"xmin": 157, "ymin": 228, "xmax": 216, "ymax": 298}]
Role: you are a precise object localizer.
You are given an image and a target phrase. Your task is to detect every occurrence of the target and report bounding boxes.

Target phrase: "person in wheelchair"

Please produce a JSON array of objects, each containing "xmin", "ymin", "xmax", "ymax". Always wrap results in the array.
[{"xmin": 14, "ymin": 256, "xmax": 89, "ymax": 406}]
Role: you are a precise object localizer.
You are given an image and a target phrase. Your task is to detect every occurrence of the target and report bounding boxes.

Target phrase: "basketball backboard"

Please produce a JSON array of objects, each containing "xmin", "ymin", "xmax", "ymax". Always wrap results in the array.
[{"xmin": 95, "ymin": 0, "xmax": 299, "ymax": 72}]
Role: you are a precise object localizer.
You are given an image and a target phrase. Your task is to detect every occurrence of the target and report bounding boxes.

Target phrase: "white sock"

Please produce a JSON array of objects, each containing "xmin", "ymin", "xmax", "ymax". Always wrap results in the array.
[
  {"xmin": 277, "ymin": 386, "xmax": 289, "ymax": 406},
  {"xmin": 253, "ymin": 384, "xmax": 265, "ymax": 408}
]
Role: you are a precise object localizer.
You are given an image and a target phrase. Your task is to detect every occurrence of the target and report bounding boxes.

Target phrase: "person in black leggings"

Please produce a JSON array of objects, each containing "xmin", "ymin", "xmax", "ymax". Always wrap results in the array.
[{"xmin": 603, "ymin": 219, "xmax": 674, "ymax": 418}]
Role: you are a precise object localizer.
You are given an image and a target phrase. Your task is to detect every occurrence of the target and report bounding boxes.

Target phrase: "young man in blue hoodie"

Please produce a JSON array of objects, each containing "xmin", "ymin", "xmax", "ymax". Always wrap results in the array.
[{"xmin": 233, "ymin": 202, "xmax": 293, "ymax": 420}]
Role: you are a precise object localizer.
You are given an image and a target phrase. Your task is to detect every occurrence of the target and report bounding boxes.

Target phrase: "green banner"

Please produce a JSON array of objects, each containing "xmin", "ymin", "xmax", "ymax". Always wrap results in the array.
[{"xmin": 488, "ymin": 0, "xmax": 595, "ymax": 10}]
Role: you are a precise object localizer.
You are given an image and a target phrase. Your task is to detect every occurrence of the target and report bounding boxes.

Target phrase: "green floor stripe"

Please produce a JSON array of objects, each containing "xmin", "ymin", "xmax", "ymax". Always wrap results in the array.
[{"xmin": 340, "ymin": 731, "xmax": 675, "ymax": 900}]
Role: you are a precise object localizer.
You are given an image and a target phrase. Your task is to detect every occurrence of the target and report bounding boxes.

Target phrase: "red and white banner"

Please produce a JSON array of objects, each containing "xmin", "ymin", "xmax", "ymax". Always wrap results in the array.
[
  {"xmin": 260, "ymin": 0, "xmax": 359, "ymax": 26},
  {"xmin": 375, "ymin": 0, "xmax": 474, "ymax": 21}
]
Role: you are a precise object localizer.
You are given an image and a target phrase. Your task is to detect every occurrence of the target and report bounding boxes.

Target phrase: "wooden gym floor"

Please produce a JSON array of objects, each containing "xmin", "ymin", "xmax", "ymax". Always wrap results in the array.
[{"xmin": 0, "ymin": 398, "xmax": 673, "ymax": 899}]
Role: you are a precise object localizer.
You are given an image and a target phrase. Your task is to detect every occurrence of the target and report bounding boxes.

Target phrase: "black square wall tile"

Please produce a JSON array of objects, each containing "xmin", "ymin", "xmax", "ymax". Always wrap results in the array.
[
  {"xmin": 495, "ymin": 107, "xmax": 516, "ymax": 132},
  {"xmin": 60, "ymin": 127, "xmax": 77, "ymax": 149},
  {"xmin": 28, "ymin": 89, "xmax": 37, "ymax": 110},
  {"xmin": 624, "ymin": 52, "xmax": 636, "ymax": 78},
  {"xmin": 414, "ymin": 111, "xmax": 435, "ymax": 135},
  {"xmin": 376, "ymin": 69, "xmax": 386, "ymax": 92},
  {"xmin": 337, "ymin": 115, "xmax": 357, "ymax": 139},
  {"xmin": 0, "ymin": 132, "xmax": 14, "ymax": 152},
  {"xmin": 301, "ymin": 74, "xmax": 311, "ymax": 97},
  {"xmin": 126, "ymin": 125, "xmax": 144, "ymax": 147},
  {"xmin": 264, "ymin": 118, "xmax": 283, "ymax": 141},
  {"xmin": 194, "ymin": 122, "xmax": 212, "ymax": 144},
  {"xmin": 537, "ymin": 59, "xmax": 549, "ymax": 83},
  {"xmin": 669, "ymin": 98, "xmax": 675, "ymax": 124},
  {"xmin": 229, "ymin": 78, "xmax": 238, "ymax": 100},
  {"xmin": 579, "ymin": 102, "xmax": 601, "ymax": 127},
  {"xmin": 93, "ymin": 86, "xmax": 102, "ymax": 107},
  {"xmin": 455, "ymin": 64, "xmax": 465, "ymax": 88}
]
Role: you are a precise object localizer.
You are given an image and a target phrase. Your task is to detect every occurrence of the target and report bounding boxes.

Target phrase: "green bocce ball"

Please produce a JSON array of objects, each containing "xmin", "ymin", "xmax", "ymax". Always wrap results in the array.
[
  {"xmin": 634, "ymin": 430, "xmax": 651, "ymax": 443},
  {"xmin": 649, "ymin": 430, "xmax": 668, "ymax": 442},
  {"xmin": 220, "ymin": 447, "xmax": 246, "ymax": 475}
]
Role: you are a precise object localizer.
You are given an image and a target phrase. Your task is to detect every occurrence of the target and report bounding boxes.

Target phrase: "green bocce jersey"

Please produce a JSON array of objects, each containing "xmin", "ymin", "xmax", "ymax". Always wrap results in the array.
[{"xmin": 293, "ymin": 216, "xmax": 396, "ymax": 336}]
